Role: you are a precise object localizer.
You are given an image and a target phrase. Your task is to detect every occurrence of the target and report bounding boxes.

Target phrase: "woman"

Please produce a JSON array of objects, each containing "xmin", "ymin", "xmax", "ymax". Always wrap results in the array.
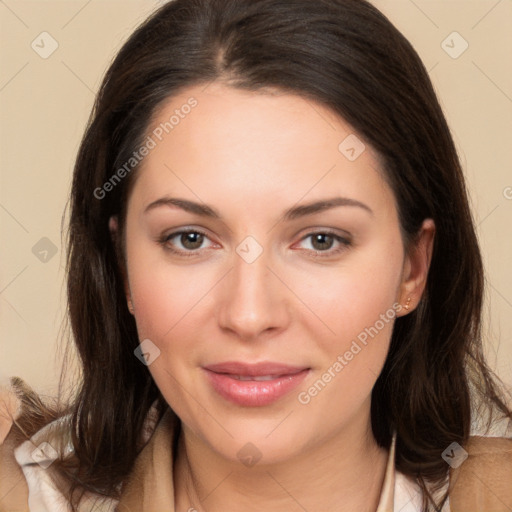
[{"xmin": 1, "ymin": 0, "xmax": 511, "ymax": 511}]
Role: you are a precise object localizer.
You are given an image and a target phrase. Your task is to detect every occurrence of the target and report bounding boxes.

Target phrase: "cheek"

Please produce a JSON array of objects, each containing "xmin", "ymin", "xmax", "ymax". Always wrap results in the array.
[
  {"xmin": 125, "ymin": 248, "xmax": 206, "ymax": 420},
  {"xmin": 292, "ymin": 240, "xmax": 403, "ymax": 411},
  {"xmin": 295, "ymin": 239, "xmax": 403, "ymax": 352},
  {"xmin": 126, "ymin": 242, "xmax": 212, "ymax": 340},
  {"xmin": 295, "ymin": 284, "xmax": 399, "ymax": 416}
]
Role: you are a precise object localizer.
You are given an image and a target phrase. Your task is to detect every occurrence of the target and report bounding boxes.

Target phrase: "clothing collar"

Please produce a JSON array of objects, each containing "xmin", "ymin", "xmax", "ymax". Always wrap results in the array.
[
  {"xmin": 13, "ymin": 404, "xmax": 401, "ymax": 511},
  {"xmin": 117, "ymin": 406, "xmax": 397, "ymax": 512}
]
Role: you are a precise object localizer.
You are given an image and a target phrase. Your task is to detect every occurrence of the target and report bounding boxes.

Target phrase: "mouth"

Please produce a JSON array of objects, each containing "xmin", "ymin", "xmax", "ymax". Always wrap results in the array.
[
  {"xmin": 229, "ymin": 374, "xmax": 292, "ymax": 381},
  {"xmin": 202, "ymin": 361, "xmax": 310, "ymax": 407}
]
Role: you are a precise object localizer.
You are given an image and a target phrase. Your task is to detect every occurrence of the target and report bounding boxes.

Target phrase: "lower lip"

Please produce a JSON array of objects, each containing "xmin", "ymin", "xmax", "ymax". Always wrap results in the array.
[{"xmin": 203, "ymin": 369, "xmax": 310, "ymax": 407}]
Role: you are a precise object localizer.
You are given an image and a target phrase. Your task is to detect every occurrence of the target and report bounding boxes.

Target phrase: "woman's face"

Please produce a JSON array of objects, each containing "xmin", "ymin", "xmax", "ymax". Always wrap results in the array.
[{"xmin": 119, "ymin": 82, "xmax": 433, "ymax": 464}]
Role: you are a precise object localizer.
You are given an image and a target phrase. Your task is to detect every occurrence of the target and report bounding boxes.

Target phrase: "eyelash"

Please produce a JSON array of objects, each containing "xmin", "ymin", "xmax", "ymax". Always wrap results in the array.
[{"xmin": 158, "ymin": 228, "xmax": 352, "ymax": 259}]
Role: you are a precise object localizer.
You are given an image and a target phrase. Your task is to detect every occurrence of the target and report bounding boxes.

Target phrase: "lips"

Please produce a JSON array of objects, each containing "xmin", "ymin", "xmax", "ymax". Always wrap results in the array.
[{"xmin": 203, "ymin": 361, "xmax": 310, "ymax": 407}]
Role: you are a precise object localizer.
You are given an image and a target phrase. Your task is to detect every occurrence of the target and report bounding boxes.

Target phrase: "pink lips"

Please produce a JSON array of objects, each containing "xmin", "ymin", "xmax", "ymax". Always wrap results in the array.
[{"xmin": 203, "ymin": 361, "xmax": 310, "ymax": 407}]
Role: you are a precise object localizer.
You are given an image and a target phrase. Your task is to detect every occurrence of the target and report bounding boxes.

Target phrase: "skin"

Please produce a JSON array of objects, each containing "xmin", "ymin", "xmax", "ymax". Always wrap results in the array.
[{"xmin": 110, "ymin": 82, "xmax": 435, "ymax": 512}]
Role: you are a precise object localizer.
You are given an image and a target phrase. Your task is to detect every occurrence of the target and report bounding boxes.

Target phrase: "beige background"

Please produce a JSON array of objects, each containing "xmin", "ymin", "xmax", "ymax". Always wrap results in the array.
[{"xmin": 0, "ymin": 0, "xmax": 511, "ymax": 397}]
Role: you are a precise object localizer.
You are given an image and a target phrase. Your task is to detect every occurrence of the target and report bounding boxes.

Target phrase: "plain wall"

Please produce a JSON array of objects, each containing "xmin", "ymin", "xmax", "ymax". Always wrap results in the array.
[{"xmin": 1, "ymin": 0, "xmax": 511, "ymax": 396}]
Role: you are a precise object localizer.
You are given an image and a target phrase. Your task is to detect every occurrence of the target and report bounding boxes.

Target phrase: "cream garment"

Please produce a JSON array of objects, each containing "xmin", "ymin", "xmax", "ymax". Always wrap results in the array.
[
  {"xmin": 5, "ymin": 403, "xmax": 449, "ymax": 512},
  {"xmin": 4, "ymin": 380, "xmax": 512, "ymax": 512}
]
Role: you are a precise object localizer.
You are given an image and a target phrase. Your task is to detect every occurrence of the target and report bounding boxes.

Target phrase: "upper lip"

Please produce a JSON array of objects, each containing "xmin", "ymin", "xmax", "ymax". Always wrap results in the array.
[{"xmin": 203, "ymin": 361, "xmax": 309, "ymax": 377}]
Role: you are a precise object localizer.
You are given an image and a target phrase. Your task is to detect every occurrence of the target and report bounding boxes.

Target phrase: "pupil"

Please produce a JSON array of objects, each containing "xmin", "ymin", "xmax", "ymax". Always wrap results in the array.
[
  {"xmin": 183, "ymin": 232, "xmax": 203, "ymax": 249},
  {"xmin": 313, "ymin": 234, "xmax": 332, "ymax": 251}
]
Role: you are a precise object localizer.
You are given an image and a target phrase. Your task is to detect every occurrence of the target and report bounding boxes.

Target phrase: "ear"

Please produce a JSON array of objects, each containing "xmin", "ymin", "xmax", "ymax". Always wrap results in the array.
[
  {"xmin": 109, "ymin": 215, "xmax": 134, "ymax": 315},
  {"xmin": 397, "ymin": 218, "xmax": 435, "ymax": 316},
  {"xmin": 108, "ymin": 215, "xmax": 118, "ymax": 242}
]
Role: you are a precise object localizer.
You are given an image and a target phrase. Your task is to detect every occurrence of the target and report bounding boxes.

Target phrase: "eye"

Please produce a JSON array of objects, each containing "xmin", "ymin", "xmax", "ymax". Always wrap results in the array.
[
  {"xmin": 295, "ymin": 230, "xmax": 352, "ymax": 257},
  {"xmin": 158, "ymin": 228, "xmax": 352, "ymax": 258},
  {"xmin": 159, "ymin": 229, "xmax": 215, "ymax": 256}
]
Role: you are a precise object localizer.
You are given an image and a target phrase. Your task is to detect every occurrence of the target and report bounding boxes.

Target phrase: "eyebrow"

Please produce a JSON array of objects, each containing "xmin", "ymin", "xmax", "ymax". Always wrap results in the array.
[{"xmin": 143, "ymin": 196, "xmax": 373, "ymax": 221}]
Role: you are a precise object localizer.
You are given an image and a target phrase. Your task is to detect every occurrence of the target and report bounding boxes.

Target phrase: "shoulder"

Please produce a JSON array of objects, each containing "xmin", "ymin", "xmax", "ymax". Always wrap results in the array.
[
  {"xmin": 1, "ymin": 377, "xmax": 164, "ymax": 512},
  {"xmin": 0, "ymin": 378, "xmax": 30, "ymax": 510},
  {"xmin": 449, "ymin": 434, "xmax": 512, "ymax": 511},
  {"xmin": 0, "ymin": 377, "xmax": 79, "ymax": 511}
]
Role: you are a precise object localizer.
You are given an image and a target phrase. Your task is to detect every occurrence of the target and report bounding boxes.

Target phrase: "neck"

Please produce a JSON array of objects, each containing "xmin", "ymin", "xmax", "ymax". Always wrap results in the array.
[{"xmin": 173, "ymin": 406, "xmax": 389, "ymax": 512}]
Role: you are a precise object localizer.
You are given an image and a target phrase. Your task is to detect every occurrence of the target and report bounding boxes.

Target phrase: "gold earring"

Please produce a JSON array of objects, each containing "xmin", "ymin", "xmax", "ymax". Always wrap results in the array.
[
  {"xmin": 127, "ymin": 297, "xmax": 134, "ymax": 314},
  {"xmin": 403, "ymin": 297, "xmax": 411, "ymax": 311}
]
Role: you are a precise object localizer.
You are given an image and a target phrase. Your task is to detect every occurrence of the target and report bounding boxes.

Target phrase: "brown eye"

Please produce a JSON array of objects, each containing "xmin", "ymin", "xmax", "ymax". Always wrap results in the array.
[
  {"xmin": 296, "ymin": 231, "xmax": 352, "ymax": 257},
  {"xmin": 159, "ymin": 229, "xmax": 214, "ymax": 257},
  {"xmin": 178, "ymin": 231, "xmax": 204, "ymax": 250},
  {"xmin": 310, "ymin": 233, "xmax": 335, "ymax": 251}
]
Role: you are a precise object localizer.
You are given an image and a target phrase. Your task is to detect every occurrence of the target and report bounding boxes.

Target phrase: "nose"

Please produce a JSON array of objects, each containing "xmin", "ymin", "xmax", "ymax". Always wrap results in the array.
[{"xmin": 217, "ymin": 249, "xmax": 290, "ymax": 341}]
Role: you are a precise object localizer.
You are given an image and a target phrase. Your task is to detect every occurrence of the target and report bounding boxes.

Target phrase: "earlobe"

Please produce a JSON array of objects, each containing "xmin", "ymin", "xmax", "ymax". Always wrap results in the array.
[
  {"xmin": 398, "ymin": 218, "xmax": 435, "ymax": 314},
  {"xmin": 127, "ymin": 297, "xmax": 135, "ymax": 315},
  {"xmin": 109, "ymin": 215, "xmax": 118, "ymax": 240}
]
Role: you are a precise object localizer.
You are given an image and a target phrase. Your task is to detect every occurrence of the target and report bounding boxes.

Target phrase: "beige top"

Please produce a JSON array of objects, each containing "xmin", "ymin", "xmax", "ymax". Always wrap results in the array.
[{"xmin": 1, "ymin": 383, "xmax": 512, "ymax": 512}]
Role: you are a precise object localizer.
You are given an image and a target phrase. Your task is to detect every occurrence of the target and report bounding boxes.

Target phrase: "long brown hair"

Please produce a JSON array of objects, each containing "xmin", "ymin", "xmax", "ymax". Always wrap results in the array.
[{"xmin": 10, "ymin": 0, "xmax": 511, "ymax": 510}]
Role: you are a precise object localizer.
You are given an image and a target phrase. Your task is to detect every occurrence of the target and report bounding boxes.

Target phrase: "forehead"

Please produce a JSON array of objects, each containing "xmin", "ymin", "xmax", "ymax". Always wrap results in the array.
[
  {"xmin": 129, "ymin": 82, "xmax": 395, "ymax": 218},
  {"xmin": 145, "ymin": 82, "xmax": 363, "ymax": 166}
]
